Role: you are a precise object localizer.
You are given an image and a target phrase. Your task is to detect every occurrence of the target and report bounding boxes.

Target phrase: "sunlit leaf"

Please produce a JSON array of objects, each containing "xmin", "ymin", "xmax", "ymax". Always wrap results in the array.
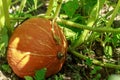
[
  {"xmin": 108, "ymin": 74, "xmax": 120, "ymax": 80},
  {"xmin": 2, "ymin": 64, "xmax": 12, "ymax": 73},
  {"xmin": 104, "ymin": 45, "xmax": 113, "ymax": 58},
  {"xmin": 24, "ymin": 76, "xmax": 33, "ymax": 80},
  {"xmin": 34, "ymin": 68, "xmax": 47, "ymax": 80}
]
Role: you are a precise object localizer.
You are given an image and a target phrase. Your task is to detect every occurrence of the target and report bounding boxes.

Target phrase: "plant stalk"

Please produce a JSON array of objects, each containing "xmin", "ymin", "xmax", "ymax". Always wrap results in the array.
[
  {"xmin": 2, "ymin": 0, "xmax": 11, "ymax": 29},
  {"xmin": 0, "ymin": 0, "xmax": 5, "ymax": 28},
  {"xmin": 18, "ymin": 0, "xmax": 27, "ymax": 13},
  {"xmin": 69, "ymin": 47, "xmax": 120, "ymax": 69},
  {"xmin": 51, "ymin": 0, "xmax": 63, "ymax": 45},
  {"xmin": 46, "ymin": 0, "xmax": 54, "ymax": 16},
  {"xmin": 70, "ymin": 0, "xmax": 101, "ymax": 49},
  {"xmin": 57, "ymin": 18, "xmax": 120, "ymax": 33},
  {"xmin": 53, "ymin": 0, "xmax": 63, "ymax": 20},
  {"xmin": 106, "ymin": 0, "xmax": 120, "ymax": 27},
  {"xmin": 10, "ymin": 16, "xmax": 120, "ymax": 33}
]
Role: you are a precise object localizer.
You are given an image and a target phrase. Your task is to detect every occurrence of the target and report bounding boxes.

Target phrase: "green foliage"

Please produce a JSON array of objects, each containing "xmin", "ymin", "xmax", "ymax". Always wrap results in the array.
[
  {"xmin": 90, "ymin": 66, "xmax": 102, "ymax": 75},
  {"xmin": 62, "ymin": 26, "xmax": 82, "ymax": 44},
  {"xmin": 1, "ymin": 64, "xmax": 11, "ymax": 73},
  {"xmin": 85, "ymin": 58, "xmax": 93, "ymax": 67},
  {"xmin": 112, "ymin": 33, "xmax": 120, "ymax": 47},
  {"xmin": 62, "ymin": 0, "xmax": 79, "ymax": 18},
  {"xmin": 81, "ymin": 0, "xmax": 97, "ymax": 15},
  {"xmin": 24, "ymin": 68, "xmax": 47, "ymax": 80},
  {"xmin": 24, "ymin": 76, "xmax": 33, "ymax": 80},
  {"xmin": 34, "ymin": 68, "xmax": 47, "ymax": 80},
  {"xmin": 104, "ymin": 45, "xmax": 113, "ymax": 58},
  {"xmin": 0, "ymin": 27, "xmax": 8, "ymax": 56},
  {"xmin": 108, "ymin": 74, "xmax": 120, "ymax": 80},
  {"xmin": 54, "ymin": 75, "xmax": 64, "ymax": 80},
  {"xmin": 90, "ymin": 66, "xmax": 102, "ymax": 80}
]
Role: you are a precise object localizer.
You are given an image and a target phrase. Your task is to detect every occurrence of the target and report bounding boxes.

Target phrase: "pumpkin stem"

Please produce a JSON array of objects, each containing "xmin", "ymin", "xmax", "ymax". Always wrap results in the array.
[
  {"xmin": 57, "ymin": 52, "xmax": 64, "ymax": 59},
  {"xmin": 51, "ymin": 20, "xmax": 61, "ymax": 45}
]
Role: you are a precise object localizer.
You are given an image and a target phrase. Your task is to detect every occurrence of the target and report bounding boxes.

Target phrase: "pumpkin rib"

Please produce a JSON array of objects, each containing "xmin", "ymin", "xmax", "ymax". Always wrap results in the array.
[
  {"xmin": 24, "ymin": 22, "xmax": 56, "ymax": 47},
  {"xmin": 34, "ymin": 39, "xmax": 54, "ymax": 50},
  {"xmin": 27, "ymin": 22, "xmax": 53, "ymax": 40}
]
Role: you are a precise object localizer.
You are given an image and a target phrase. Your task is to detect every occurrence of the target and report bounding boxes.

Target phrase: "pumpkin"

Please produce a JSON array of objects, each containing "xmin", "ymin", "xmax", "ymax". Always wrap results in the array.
[{"xmin": 7, "ymin": 18, "xmax": 67, "ymax": 78}]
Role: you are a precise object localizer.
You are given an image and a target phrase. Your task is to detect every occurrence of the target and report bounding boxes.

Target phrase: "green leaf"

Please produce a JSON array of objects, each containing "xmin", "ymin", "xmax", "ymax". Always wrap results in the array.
[
  {"xmin": 83, "ymin": 0, "xmax": 97, "ymax": 15},
  {"xmin": 1, "ymin": 64, "xmax": 12, "ymax": 73},
  {"xmin": 54, "ymin": 74, "xmax": 64, "ymax": 80},
  {"xmin": 63, "ymin": 0, "xmax": 79, "ymax": 18},
  {"xmin": 112, "ymin": 33, "xmax": 120, "ymax": 46},
  {"xmin": 0, "ymin": 27, "xmax": 8, "ymax": 45},
  {"xmin": 93, "ymin": 73, "xmax": 101, "ymax": 80},
  {"xmin": 91, "ymin": 69, "xmax": 97, "ymax": 75},
  {"xmin": 72, "ymin": 0, "xmax": 105, "ymax": 48},
  {"xmin": 34, "ymin": 68, "xmax": 47, "ymax": 80},
  {"xmin": 104, "ymin": 45, "xmax": 113, "ymax": 58},
  {"xmin": 94, "ymin": 66, "xmax": 102, "ymax": 71},
  {"xmin": 108, "ymin": 74, "xmax": 120, "ymax": 80},
  {"xmin": 90, "ymin": 66, "xmax": 102, "ymax": 75},
  {"xmin": 24, "ymin": 76, "xmax": 33, "ymax": 80},
  {"xmin": 87, "ymin": 0, "xmax": 105, "ymax": 26},
  {"xmin": 85, "ymin": 58, "xmax": 93, "ymax": 66},
  {"xmin": 0, "ymin": 27, "xmax": 8, "ymax": 56},
  {"xmin": 116, "ymin": 33, "xmax": 120, "ymax": 39}
]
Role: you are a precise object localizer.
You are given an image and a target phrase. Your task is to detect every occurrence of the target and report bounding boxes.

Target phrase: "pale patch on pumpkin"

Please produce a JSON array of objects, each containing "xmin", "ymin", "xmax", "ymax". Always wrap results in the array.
[
  {"xmin": 10, "ymin": 37, "xmax": 20, "ymax": 48},
  {"xmin": 16, "ymin": 52, "xmax": 31, "ymax": 70}
]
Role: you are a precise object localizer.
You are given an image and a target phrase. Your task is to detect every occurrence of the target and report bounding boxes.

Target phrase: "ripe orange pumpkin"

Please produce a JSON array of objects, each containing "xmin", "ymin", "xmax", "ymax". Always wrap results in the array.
[{"xmin": 7, "ymin": 18, "xmax": 67, "ymax": 78}]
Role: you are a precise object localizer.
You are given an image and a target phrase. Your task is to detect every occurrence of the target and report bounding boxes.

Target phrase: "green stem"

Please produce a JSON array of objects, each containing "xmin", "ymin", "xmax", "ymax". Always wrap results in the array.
[
  {"xmin": 10, "ymin": 16, "xmax": 120, "ymax": 33},
  {"xmin": 51, "ymin": 0, "xmax": 63, "ymax": 45},
  {"xmin": 70, "ymin": 0, "xmax": 101, "ymax": 49},
  {"xmin": 25, "ymin": 3, "xmax": 43, "ymax": 14},
  {"xmin": 57, "ymin": 18, "xmax": 120, "ymax": 33},
  {"xmin": 53, "ymin": 0, "xmax": 63, "ymax": 20},
  {"xmin": 46, "ymin": 0, "xmax": 54, "ymax": 16},
  {"xmin": 106, "ymin": 0, "xmax": 120, "ymax": 27},
  {"xmin": 0, "ymin": 0, "xmax": 4, "ymax": 28},
  {"xmin": 11, "ymin": 0, "xmax": 20, "ymax": 5},
  {"xmin": 69, "ymin": 47, "xmax": 120, "ymax": 69},
  {"xmin": 18, "ymin": 0, "xmax": 27, "ymax": 13},
  {"xmin": 34, "ymin": 0, "xmax": 38, "ymax": 9},
  {"xmin": 2, "ymin": 0, "xmax": 11, "ymax": 28}
]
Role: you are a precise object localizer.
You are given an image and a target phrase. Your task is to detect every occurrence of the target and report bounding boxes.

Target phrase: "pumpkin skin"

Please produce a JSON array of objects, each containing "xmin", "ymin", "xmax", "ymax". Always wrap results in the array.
[{"xmin": 7, "ymin": 18, "xmax": 67, "ymax": 78}]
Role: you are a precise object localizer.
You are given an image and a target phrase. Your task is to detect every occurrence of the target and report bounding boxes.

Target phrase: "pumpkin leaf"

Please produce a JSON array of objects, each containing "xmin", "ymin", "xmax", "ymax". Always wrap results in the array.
[
  {"xmin": 24, "ymin": 76, "xmax": 33, "ymax": 80},
  {"xmin": 108, "ymin": 74, "xmax": 120, "ymax": 80},
  {"xmin": 0, "ymin": 27, "xmax": 8, "ymax": 56},
  {"xmin": 34, "ymin": 68, "xmax": 47, "ymax": 80},
  {"xmin": 1, "ymin": 64, "xmax": 11, "ymax": 73},
  {"xmin": 104, "ymin": 45, "xmax": 113, "ymax": 58},
  {"xmin": 63, "ymin": 0, "xmax": 79, "ymax": 18},
  {"xmin": 85, "ymin": 58, "xmax": 93, "ymax": 67}
]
